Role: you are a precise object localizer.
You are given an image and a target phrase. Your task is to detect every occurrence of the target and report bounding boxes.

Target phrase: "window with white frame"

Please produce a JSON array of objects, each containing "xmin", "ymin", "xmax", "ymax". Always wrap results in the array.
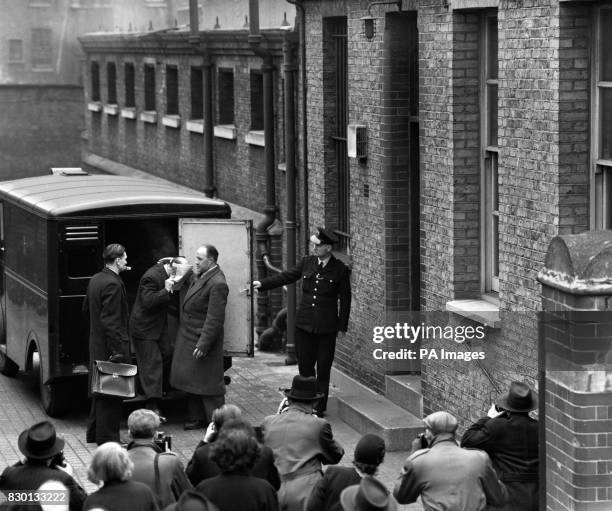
[
  {"xmin": 592, "ymin": 6, "xmax": 612, "ymax": 228},
  {"xmin": 107, "ymin": 62, "xmax": 117, "ymax": 104},
  {"xmin": 144, "ymin": 64, "xmax": 156, "ymax": 111},
  {"xmin": 481, "ymin": 12, "xmax": 499, "ymax": 294},
  {"xmin": 124, "ymin": 63, "xmax": 135, "ymax": 107}
]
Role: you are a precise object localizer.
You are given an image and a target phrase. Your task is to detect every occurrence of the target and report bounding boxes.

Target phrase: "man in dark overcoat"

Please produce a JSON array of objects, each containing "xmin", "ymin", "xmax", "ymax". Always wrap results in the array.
[
  {"xmin": 170, "ymin": 244, "xmax": 228, "ymax": 430},
  {"xmin": 130, "ymin": 257, "xmax": 183, "ymax": 417},
  {"xmin": 253, "ymin": 227, "xmax": 351, "ymax": 416},
  {"xmin": 461, "ymin": 381, "xmax": 539, "ymax": 511},
  {"xmin": 83, "ymin": 243, "xmax": 131, "ymax": 445},
  {"xmin": 0, "ymin": 421, "xmax": 87, "ymax": 511}
]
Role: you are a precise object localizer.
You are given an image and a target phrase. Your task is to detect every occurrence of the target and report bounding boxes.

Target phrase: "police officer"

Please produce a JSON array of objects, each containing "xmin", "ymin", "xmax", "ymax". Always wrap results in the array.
[{"xmin": 253, "ymin": 227, "xmax": 351, "ymax": 416}]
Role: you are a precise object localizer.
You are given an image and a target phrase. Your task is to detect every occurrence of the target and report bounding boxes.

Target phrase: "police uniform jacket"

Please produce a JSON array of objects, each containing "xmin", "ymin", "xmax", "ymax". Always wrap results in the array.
[
  {"xmin": 393, "ymin": 435, "xmax": 507, "ymax": 511},
  {"xmin": 83, "ymin": 267, "xmax": 130, "ymax": 365},
  {"xmin": 259, "ymin": 255, "xmax": 351, "ymax": 333},
  {"xmin": 461, "ymin": 413, "xmax": 538, "ymax": 511},
  {"xmin": 130, "ymin": 263, "xmax": 172, "ymax": 341},
  {"xmin": 170, "ymin": 266, "xmax": 228, "ymax": 396}
]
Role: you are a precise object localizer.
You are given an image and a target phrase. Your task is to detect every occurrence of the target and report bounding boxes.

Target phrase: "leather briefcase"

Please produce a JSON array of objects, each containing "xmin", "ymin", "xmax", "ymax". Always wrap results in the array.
[{"xmin": 91, "ymin": 360, "xmax": 138, "ymax": 398}]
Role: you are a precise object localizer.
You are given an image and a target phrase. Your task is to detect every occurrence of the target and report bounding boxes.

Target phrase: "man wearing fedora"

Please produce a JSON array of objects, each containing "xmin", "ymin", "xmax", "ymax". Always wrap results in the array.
[
  {"xmin": 262, "ymin": 375, "xmax": 344, "ymax": 511},
  {"xmin": 461, "ymin": 381, "xmax": 539, "ymax": 511},
  {"xmin": 0, "ymin": 421, "xmax": 87, "ymax": 511},
  {"xmin": 340, "ymin": 476, "xmax": 397, "ymax": 511},
  {"xmin": 253, "ymin": 227, "xmax": 351, "ymax": 417},
  {"xmin": 394, "ymin": 411, "xmax": 507, "ymax": 511}
]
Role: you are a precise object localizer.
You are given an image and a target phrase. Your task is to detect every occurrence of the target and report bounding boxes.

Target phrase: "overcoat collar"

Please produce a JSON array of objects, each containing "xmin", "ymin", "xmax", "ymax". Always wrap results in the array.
[{"xmin": 183, "ymin": 265, "xmax": 221, "ymax": 304}]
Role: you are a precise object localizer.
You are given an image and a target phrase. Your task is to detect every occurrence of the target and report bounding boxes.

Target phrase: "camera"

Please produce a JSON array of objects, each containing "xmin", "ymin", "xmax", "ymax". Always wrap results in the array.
[
  {"xmin": 50, "ymin": 451, "xmax": 66, "ymax": 468},
  {"xmin": 417, "ymin": 433, "xmax": 429, "ymax": 449},
  {"xmin": 154, "ymin": 431, "xmax": 172, "ymax": 452}
]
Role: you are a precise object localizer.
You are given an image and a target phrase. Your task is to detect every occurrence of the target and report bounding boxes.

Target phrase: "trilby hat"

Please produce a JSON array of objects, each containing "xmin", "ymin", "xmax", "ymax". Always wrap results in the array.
[
  {"xmin": 497, "ymin": 381, "xmax": 538, "ymax": 412},
  {"xmin": 283, "ymin": 375, "xmax": 324, "ymax": 401},
  {"xmin": 18, "ymin": 421, "xmax": 64, "ymax": 460}
]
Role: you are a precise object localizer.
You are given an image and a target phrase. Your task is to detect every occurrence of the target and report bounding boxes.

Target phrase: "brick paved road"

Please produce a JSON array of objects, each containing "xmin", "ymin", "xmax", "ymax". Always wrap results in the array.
[{"xmin": 0, "ymin": 350, "xmax": 422, "ymax": 510}]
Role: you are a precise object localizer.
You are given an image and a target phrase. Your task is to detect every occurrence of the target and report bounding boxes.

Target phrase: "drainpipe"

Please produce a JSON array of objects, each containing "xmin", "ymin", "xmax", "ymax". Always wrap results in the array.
[
  {"xmin": 282, "ymin": 30, "xmax": 298, "ymax": 365},
  {"xmin": 286, "ymin": 0, "xmax": 309, "ymax": 251},
  {"xmin": 249, "ymin": 0, "xmax": 279, "ymax": 341},
  {"xmin": 189, "ymin": 0, "xmax": 216, "ymax": 197}
]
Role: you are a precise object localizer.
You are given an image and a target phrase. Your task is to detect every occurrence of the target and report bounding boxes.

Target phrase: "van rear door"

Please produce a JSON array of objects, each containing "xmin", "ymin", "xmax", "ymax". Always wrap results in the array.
[{"xmin": 179, "ymin": 219, "xmax": 254, "ymax": 356}]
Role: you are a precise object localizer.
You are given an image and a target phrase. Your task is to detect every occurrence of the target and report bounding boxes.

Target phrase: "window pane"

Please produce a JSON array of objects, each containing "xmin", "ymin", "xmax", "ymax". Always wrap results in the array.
[
  {"xmin": 600, "ymin": 87, "xmax": 612, "ymax": 159},
  {"xmin": 9, "ymin": 40, "xmax": 23, "ymax": 62},
  {"xmin": 488, "ymin": 83, "xmax": 498, "ymax": 146},
  {"xmin": 487, "ymin": 16, "xmax": 498, "ymax": 80},
  {"xmin": 600, "ymin": 9, "xmax": 612, "ymax": 81},
  {"xmin": 31, "ymin": 28, "xmax": 52, "ymax": 69}
]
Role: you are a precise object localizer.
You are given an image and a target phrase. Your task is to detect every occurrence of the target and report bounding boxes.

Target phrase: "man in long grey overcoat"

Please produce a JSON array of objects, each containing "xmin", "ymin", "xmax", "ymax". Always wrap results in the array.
[{"xmin": 170, "ymin": 244, "xmax": 228, "ymax": 430}]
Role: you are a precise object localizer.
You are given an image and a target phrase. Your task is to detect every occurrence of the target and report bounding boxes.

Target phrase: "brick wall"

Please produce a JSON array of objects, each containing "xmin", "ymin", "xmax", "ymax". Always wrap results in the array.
[
  {"xmin": 540, "ymin": 232, "xmax": 612, "ymax": 510},
  {"xmin": 558, "ymin": 3, "xmax": 590, "ymax": 236},
  {"xmin": 451, "ymin": 11, "xmax": 480, "ymax": 298},
  {"xmin": 418, "ymin": 0, "xmax": 455, "ymax": 312},
  {"xmin": 0, "ymin": 85, "xmax": 83, "ymax": 180},
  {"xmin": 81, "ymin": 34, "xmax": 286, "ymax": 218}
]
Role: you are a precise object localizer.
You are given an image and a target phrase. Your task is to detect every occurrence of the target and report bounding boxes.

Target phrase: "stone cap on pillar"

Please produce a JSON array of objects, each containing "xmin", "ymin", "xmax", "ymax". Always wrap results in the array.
[{"xmin": 538, "ymin": 230, "xmax": 612, "ymax": 294}]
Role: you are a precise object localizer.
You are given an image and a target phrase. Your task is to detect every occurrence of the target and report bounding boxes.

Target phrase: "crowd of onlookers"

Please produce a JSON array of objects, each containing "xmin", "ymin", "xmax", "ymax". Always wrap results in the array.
[{"xmin": 0, "ymin": 377, "xmax": 538, "ymax": 511}]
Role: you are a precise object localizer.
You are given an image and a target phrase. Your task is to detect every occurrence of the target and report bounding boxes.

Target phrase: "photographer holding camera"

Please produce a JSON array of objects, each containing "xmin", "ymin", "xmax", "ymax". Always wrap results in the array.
[
  {"xmin": 0, "ymin": 421, "xmax": 87, "ymax": 511},
  {"xmin": 126, "ymin": 409, "xmax": 192, "ymax": 508},
  {"xmin": 461, "ymin": 381, "xmax": 539, "ymax": 511}
]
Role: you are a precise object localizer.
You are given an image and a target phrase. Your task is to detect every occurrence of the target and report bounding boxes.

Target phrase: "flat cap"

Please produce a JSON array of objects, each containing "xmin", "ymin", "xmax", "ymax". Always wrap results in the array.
[{"xmin": 423, "ymin": 411, "xmax": 458, "ymax": 435}]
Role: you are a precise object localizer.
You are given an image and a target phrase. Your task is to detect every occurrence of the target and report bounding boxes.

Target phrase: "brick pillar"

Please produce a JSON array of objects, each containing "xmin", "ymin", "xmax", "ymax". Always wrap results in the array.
[{"xmin": 538, "ymin": 231, "xmax": 612, "ymax": 511}]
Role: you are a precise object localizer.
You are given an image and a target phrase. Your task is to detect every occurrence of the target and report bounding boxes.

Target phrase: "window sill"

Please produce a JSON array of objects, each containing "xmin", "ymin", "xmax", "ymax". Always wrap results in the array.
[
  {"xmin": 186, "ymin": 119, "xmax": 204, "ymax": 134},
  {"xmin": 162, "ymin": 114, "xmax": 181, "ymax": 128},
  {"xmin": 87, "ymin": 101, "xmax": 102, "ymax": 112},
  {"xmin": 32, "ymin": 67, "xmax": 54, "ymax": 72},
  {"xmin": 103, "ymin": 104, "xmax": 118, "ymax": 115},
  {"xmin": 214, "ymin": 124, "xmax": 237, "ymax": 140},
  {"xmin": 8, "ymin": 60, "xmax": 25, "ymax": 65},
  {"xmin": 245, "ymin": 130, "xmax": 265, "ymax": 147},
  {"xmin": 446, "ymin": 299, "xmax": 501, "ymax": 328},
  {"xmin": 121, "ymin": 107, "xmax": 136, "ymax": 119},
  {"xmin": 140, "ymin": 111, "xmax": 158, "ymax": 123}
]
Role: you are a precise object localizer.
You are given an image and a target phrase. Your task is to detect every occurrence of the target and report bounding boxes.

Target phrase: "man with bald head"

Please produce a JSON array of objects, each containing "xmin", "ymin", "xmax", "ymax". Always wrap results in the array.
[
  {"xmin": 170, "ymin": 245, "xmax": 228, "ymax": 430},
  {"xmin": 393, "ymin": 411, "xmax": 507, "ymax": 511}
]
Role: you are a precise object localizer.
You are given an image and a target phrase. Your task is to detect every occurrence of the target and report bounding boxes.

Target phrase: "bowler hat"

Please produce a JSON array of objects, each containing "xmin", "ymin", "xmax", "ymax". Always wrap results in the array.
[
  {"xmin": 423, "ymin": 411, "xmax": 458, "ymax": 435},
  {"xmin": 18, "ymin": 421, "xmax": 64, "ymax": 460},
  {"xmin": 310, "ymin": 227, "xmax": 338, "ymax": 246},
  {"xmin": 283, "ymin": 375, "xmax": 324, "ymax": 401},
  {"xmin": 497, "ymin": 381, "xmax": 538, "ymax": 412},
  {"xmin": 354, "ymin": 434, "xmax": 386, "ymax": 466},
  {"xmin": 340, "ymin": 476, "xmax": 397, "ymax": 511}
]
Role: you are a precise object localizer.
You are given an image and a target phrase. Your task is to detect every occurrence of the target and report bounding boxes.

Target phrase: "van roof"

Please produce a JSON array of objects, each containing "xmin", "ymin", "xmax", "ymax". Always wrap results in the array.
[{"xmin": 0, "ymin": 175, "xmax": 229, "ymax": 216}]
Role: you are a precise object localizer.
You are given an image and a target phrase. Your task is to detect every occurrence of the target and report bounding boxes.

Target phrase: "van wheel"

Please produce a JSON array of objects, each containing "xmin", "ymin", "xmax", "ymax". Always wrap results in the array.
[
  {"xmin": 0, "ymin": 348, "xmax": 18, "ymax": 377},
  {"xmin": 39, "ymin": 370, "xmax": 69, "ymax": 417}
]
